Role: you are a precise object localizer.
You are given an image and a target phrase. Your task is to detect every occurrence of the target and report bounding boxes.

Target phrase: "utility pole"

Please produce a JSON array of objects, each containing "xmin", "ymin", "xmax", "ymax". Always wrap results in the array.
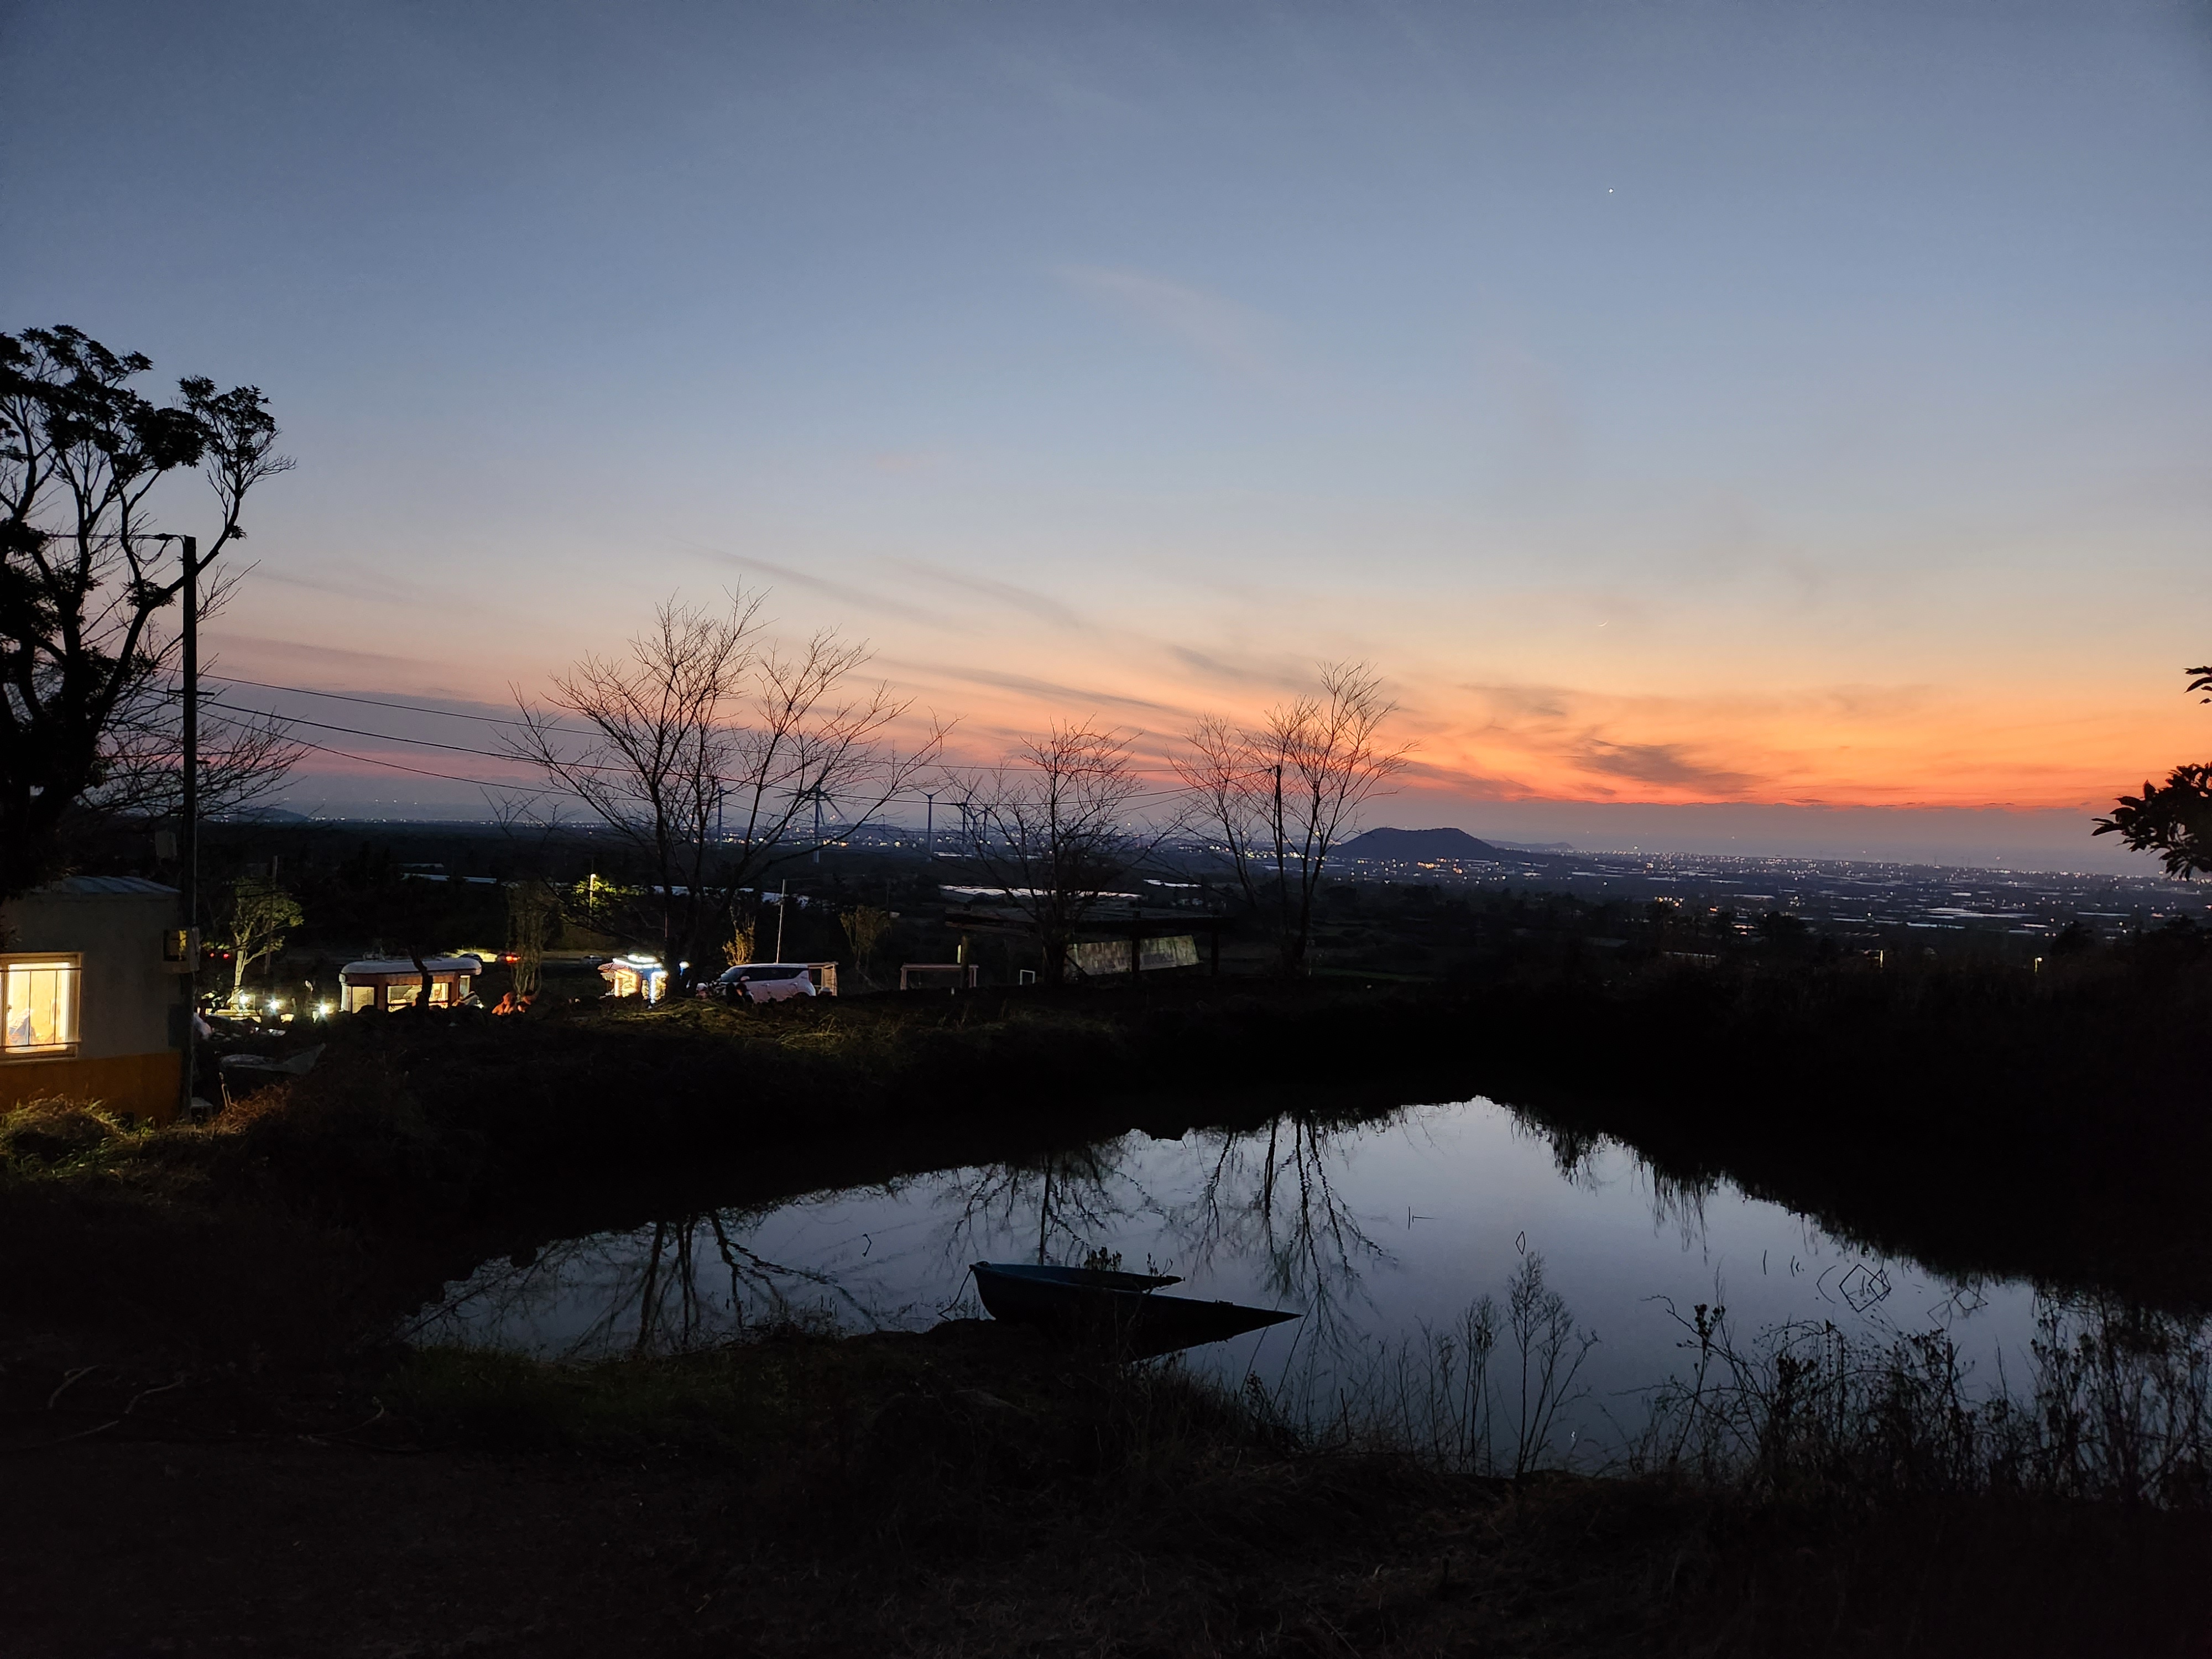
[
  {"xmin": 1272, "ymin": 761, "xmax": 1287, "ymax": 970},
  {"xmin": 923, "ymin": 791, "xmax": 936, "ymax": 859},
  {"xmin": 176, "ymin": 534, "xmax": 199, "ymax": 1123},
  {"xmin": 811, "ymin": 788, "xmax": 824, "ymax": 864},
  {"xmin": 773, "ymin": 879, "xmax": 790, "ymax": 961}
]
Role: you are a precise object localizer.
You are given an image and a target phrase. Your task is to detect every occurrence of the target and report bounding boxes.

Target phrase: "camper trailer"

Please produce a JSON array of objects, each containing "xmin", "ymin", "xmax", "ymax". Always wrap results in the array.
[{"xmin": 337, "ymin": 956, "xmax": 484, "ymax": 1012}]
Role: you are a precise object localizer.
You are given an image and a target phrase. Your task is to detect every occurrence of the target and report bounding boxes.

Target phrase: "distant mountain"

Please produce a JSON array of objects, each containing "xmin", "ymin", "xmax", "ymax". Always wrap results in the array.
[{"xmin": 1336, "ymin": 826, "xmax": 1504, "ymax": 862}]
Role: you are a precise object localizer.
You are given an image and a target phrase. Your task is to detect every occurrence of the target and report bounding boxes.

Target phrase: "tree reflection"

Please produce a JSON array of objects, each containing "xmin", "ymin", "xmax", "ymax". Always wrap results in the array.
[
  {"xmin": 409, "ymin": 1209, "xmax": 871, "ymax": 1358},
  {"xmin": 930, "ymin": 1135, "xmax": 1162, "ymax": 1270},
  {"xmin": 414, "ymin": 1114, "xmax": 1405, "ymax": 1360},
  {"xmin": 1169, "ymin": 1113, "xmax": 1395, "ymax": 1350},
  {"xmin": 1520, "ymin": 1113, "xmax": 1720, "ymax": 1255}
]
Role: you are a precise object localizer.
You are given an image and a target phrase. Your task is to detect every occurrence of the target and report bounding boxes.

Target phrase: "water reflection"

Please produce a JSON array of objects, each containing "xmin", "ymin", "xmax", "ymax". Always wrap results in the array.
[
  {"xmin": 1537, "ymin": 1115, "xmax": 1717, "ymax": 1253},
  {"xmin": 414, "ymin": 1113, "xmax": 1399, "ymax": 1361},
  {"xmin": 1173, "ymin": 1114, "xmax": 1396, "ymax": 1349},
  {"xmin": 937, "ymin": 1141, "xmax": 1164, "ymax": 1277},
  {"xmin": 440, "ymin": 1211, "xmax": 868, "ymax": 1361},
  {"xmin": 409, "ymin": 1096, "xmax": 2051, "ymax": 1453}
]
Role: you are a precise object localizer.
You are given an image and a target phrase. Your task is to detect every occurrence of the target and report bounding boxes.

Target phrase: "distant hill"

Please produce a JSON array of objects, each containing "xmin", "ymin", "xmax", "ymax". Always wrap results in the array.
[{"xmin": 1335, "ymin": 826, "xmax": 1504, "ymax": 863}]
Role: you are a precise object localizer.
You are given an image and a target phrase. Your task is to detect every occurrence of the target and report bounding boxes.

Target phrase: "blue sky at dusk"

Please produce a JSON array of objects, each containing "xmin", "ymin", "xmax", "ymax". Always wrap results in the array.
[{"xmin": 6, "ymin": 1, "xmax": 2209, "ymax": 867}]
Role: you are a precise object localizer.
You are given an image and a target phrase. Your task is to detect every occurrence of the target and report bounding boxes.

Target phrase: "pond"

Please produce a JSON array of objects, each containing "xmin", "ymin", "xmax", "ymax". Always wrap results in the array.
[{"xmin": 412, "ymin": 1096, "xmax": 2052, "ymax": 1452}]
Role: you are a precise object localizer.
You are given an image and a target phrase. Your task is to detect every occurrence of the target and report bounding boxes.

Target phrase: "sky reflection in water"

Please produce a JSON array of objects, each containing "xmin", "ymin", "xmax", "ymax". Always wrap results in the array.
[{"xmin": 414, "ymin": 1098, "xmax": 2036, "ymax": 1433}]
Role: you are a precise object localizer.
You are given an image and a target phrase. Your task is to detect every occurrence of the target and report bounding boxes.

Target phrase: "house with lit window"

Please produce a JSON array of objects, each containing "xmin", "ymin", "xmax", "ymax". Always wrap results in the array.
[{"xmin": 0, "ymin": 877, "xmax": 185, "ymax": 1123}]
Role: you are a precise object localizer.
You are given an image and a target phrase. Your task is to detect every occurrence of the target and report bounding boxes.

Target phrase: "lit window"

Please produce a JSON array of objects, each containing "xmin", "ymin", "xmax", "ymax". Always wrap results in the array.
[{"xmin": 2, "ymin": 956, "xmax": 81, "ymax": 1056}]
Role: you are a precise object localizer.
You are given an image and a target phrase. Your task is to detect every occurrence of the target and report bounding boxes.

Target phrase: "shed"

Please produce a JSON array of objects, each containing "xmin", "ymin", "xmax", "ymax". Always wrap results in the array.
[
  {"xmin": 0, "ymin": 877, "xmax": 184, "ymax": 1121},
  {"xmin": 338, "ymin": 956, "xmax": 484, "ymax": 1013}
]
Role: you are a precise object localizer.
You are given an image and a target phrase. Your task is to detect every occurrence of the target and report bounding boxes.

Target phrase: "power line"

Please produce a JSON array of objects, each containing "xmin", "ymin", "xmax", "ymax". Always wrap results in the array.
[
  {"xmin": 213, "ymin": 697, "xmax": 949, "ymax": 803},
  {"xmin": 194, "ymin": 673, "xmax": 1202, "ymax": 813},
  {"xmin": 270, "ymin": 734, "xmax": 1187, "ymax": 852},
  {"xmin": 282, "ymin": 734, "xmax": 572, "ymax": 796},
  {"xmin": 203, "ymin": 673, "xmax": 1198, "ymax": 782},
  {"xmin": 204, "ymin": 699, "xmax": 561, "ymax": 769},
  {"xmin": 258, "ymin": 715, "xmax": 930, "ymax": 810},
  {"xmin": 201, "ymin": 674, "xmax": 594, "ymax": 736},
  {"xmin": 250, "ymin": 709, "xmax": 1190, "ymax": 810}
]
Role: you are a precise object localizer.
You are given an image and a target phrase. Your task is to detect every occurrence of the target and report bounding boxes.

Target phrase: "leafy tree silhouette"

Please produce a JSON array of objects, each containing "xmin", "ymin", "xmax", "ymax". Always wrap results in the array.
[{"xmin": 2094, "ymin": 665, "xmax": 2212, "ymax": 877}]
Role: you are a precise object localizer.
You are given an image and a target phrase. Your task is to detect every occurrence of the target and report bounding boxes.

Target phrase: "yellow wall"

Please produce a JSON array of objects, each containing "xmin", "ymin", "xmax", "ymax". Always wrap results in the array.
[{"xmin": 0, "ymin": 1051, "xmax": 181, "ymax": 1125}]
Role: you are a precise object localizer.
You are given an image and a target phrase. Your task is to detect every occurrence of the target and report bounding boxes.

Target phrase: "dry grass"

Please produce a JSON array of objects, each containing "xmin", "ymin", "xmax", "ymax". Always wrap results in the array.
[
  {"xmin": 0, "ymin": 1095, "xmax": 144, "ymax": 1174},
  {"xmin": 363, "ymin": 1321, "xmax": 2212, "ymax": 1655}
]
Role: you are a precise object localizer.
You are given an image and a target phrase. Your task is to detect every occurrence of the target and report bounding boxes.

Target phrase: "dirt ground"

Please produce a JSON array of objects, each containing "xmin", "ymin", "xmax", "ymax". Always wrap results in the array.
[
  {"xmin": 4, "ymin": 1332, "xmax": 2209, "ymax": 1658},
  {"xmin": 0, "ymin": 1433, "xmax": 1624, "ymax": 1657}
]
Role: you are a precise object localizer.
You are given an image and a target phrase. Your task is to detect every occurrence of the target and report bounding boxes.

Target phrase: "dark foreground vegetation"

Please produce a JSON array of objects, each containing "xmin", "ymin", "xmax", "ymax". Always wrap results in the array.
[
  {"xmin": 2, "ymin": 1318, "xmax": 2206, "ymax": 1656},
  {"xmin": 6, "ymin": 946, "xmax": 2212, "ymax": 1653}
]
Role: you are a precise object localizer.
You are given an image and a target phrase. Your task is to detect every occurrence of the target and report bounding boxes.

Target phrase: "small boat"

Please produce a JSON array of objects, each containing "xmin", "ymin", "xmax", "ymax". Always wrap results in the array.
[{"xmin": 970, "ymin": 1261, "xmax": 1299, "ymax": 1360}]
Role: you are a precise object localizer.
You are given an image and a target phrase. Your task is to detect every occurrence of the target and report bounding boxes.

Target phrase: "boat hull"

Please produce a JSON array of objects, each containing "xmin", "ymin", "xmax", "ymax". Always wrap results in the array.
[{"xmin": 971, "ymin": 1262, "xmax": 1298, "ymax": 1360}]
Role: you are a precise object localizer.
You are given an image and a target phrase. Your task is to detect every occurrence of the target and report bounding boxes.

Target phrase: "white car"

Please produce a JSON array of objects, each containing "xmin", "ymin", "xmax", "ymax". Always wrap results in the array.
[{"xmin": 705, "ymin": 963, "xmax": 820, "ymax": 1004}]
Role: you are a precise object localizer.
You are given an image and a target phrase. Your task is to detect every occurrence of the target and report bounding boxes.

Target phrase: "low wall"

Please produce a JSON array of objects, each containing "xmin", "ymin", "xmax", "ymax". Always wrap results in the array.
[{"xmin": 1, "ymin": 1050, "xmax": 182, "ymax": 1125}]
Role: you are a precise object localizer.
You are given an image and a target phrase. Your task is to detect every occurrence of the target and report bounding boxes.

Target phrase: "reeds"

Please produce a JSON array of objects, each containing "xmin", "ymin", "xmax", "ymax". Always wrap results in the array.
[
  {"xmin": 1243, "ymin": 1270, "xmax": 2212, "ymax": 1509},
  {"xmin": 1249, "ymin": 1251, "xmax": 1599, "ymax": 1478},
  {"xmin": 1593, "ymin": 1294, "xmax": 2211, "ymax": 1506}
]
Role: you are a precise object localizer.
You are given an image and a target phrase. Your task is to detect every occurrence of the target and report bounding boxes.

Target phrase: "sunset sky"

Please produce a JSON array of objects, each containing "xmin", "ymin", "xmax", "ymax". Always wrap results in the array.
[{"xmin": 6, "ymin": 2, "xmax": 2209, "ymax": 868}]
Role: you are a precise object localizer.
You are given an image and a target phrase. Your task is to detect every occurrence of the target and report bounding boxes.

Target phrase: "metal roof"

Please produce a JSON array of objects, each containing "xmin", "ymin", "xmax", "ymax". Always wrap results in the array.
[
  {"xmin": 340, "ymin": 956, "xmax": 485, "ymax": 977},
  {"xmin": 30, "ymin": 875, "xmax": 179, "ymax": 898}
]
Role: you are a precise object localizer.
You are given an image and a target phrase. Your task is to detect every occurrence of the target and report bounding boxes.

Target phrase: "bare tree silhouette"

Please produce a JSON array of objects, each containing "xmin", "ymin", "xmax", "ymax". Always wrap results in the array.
[
  {"xmin": 953, "ymin": 721, "xmax": 1151, "ymax": 985},
  {"xmin": 507, "ymin": 589, "xmax": 942, "ymax": 984},
  {"xmin": 1177, "ymin": 661, "xmax": 1410, "ymax": 974}
]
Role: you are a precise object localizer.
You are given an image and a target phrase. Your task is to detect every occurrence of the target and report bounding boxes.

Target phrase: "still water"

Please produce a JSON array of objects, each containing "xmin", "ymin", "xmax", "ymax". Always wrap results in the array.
[{"xmin": 413, "ymin": 1098, "xmax": 2042, "ymax": 1443}]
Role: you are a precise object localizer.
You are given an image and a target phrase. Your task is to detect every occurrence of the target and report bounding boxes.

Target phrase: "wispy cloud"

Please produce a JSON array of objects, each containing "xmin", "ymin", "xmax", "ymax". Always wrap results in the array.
[
  {"xmin": 202, "ymin": 629, "xmax": 446, "ymax": 682},
  {"xmin": 1572, "ymin": 739, "xmax": 1757, "ymax": 797},
  {"xmin": 1164, "ymin": 644, "xmax": 1318, "ymax": 696},
  {"xmin": 1819, "ymin": 683, "xmax": 1939, "ymax": 721},
  {"xmin": 888, "ymin": 559, "xmax": 1089, "ymax": 629},
  {"xmin": 1397, "ymin": 755, "xmax": 1532, "ymax": 800},
  {"xmin": 674, "ymin": 540, "xmax": 954, "ymax": 629},
  {"xmin": 1056, "ymin": 265, "xmax": 1284, "ymax": 382},
  {"xmin": 1458, "ymin": 681, "xmax": 1574, "ymax": 723},
  {"xmin": 919, "ymin": 663, "xmax": 1186, "ymax": 719},
  {"xmin": 255, "ymin": 565, "xmax": 429, "ymax": 608}
]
